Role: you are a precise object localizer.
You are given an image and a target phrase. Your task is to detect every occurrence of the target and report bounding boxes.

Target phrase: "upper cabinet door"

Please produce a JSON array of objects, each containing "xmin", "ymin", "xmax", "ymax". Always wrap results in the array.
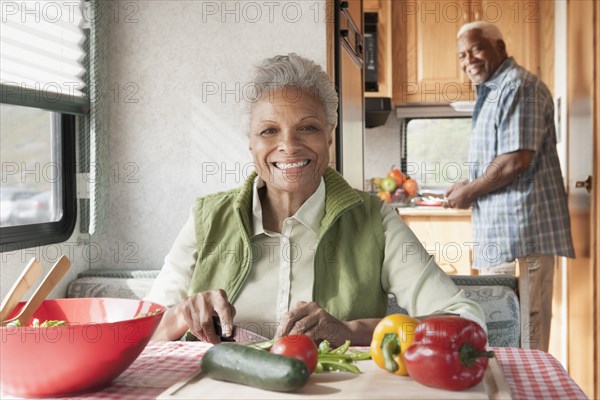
[
  {"xmin": 392, "ymin": 0, "xmax": 476, "ymax": 104},
  {"xmin": 390, "ymin": 0, "xmax": 542, "ymax": 105},
  {"xmin": 473, "ymin": 0, "xmax": 540, "ymax": 77}
]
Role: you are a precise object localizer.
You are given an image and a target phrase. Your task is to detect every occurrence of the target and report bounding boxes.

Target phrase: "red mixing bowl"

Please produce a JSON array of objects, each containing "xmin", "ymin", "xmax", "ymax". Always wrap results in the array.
[{"xmin": 0, "ymin": 298, "xmax": 165, "ymax": 398}]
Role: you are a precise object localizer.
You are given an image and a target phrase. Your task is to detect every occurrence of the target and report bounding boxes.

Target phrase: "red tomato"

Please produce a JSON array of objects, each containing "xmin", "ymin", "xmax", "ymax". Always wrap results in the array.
[
  {"xmin": 270, "ymin": 335, "xmax": 318, "ymax": 373},
  {"xmin": 402, "ymin": 178, "xmax": 419, "ymax": 196}
]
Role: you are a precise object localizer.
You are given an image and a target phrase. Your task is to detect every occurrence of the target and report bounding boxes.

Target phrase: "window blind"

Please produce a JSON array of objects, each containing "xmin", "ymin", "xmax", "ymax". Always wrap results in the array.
[{"xmin": 0, "ymin": 0, "xmax": 89, "ymax": 114}]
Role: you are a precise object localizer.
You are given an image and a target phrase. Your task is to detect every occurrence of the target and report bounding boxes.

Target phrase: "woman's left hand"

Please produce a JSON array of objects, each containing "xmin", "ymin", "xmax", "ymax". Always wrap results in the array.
[{"xmin": 275, "ymin": 301, "xmax": 352, "ymax": 347}]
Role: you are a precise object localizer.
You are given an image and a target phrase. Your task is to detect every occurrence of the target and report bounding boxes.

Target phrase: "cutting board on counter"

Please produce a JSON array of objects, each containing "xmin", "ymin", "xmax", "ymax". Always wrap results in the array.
[{"xmin": 158, "ymin": 357, "xmax": 511, "ymax": 399}]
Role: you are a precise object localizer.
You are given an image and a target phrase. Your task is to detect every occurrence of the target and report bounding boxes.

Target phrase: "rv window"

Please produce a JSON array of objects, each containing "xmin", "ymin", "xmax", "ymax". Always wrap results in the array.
[
  {"xmin": 0, "ymin": 1, "xmax": 86, "ymax": 251},
  {"xmin": 403, "ymin": 118, "xmax": 472, "ymax": 190},
  {"xmin": 0, "ymin": 104, "xmax": 77, "ymax": 251}
]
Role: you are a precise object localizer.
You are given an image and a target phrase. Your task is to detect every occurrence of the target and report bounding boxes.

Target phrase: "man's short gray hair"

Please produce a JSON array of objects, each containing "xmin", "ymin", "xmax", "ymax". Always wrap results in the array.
[
  {"xmin": 457, "ymin": 21, "xmax": 504, "ymax": 43},
  {"xmin": 242, "ymin": 53, "xmax": 338, "ymax": 135}
]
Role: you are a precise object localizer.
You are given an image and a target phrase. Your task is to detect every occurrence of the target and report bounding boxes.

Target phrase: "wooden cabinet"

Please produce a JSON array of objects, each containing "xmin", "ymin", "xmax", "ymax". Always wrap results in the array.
[
  {"xmin": 392, "ymin": 0, "xmax": 475, "ymax": 104},
  {"xmin": 398, "ymin": 208, "xmax": 474, "ymax": 275},
  {"xmin": 390, "ymin": 0, "xmax": 544, "ymax": 105},
  {"xmin": 363, "ymin": 0, "xmax": 380, "ymax": 10},
  {"xmin": 474, "ymin": 0, "xmax": 540, "ymax": 76},
  {"xmin": 364, "ymin": 0, "xmax": 392, "ymax": 98}
]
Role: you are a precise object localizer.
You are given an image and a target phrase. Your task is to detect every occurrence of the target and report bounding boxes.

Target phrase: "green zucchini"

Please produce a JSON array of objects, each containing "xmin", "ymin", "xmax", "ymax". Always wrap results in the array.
[{"xmin": 201, "ymin": 343, "xmax": 310, "ymax": 392}]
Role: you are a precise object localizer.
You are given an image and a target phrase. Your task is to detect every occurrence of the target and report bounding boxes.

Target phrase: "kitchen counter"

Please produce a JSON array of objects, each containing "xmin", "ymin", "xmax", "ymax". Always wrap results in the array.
[
  {"xmin": 395, "ymin": 206, "xmax": 472, "ymax": 217},
  {"xmin": 396, "ymin": 206, "xmax": 473, "ymax": 275}
]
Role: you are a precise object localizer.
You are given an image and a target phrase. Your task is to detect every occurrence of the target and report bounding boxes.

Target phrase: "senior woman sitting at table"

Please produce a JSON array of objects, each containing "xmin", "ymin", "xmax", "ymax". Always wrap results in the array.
[{"xmin": 146, "ymin": 53, "xmax": 485, "ymax": 345}]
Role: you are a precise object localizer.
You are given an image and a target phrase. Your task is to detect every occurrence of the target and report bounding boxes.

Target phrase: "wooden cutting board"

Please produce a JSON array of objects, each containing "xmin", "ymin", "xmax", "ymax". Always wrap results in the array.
[{"xmin": 158, "ymin": 357, "xmax": 511, "ymax": 399}]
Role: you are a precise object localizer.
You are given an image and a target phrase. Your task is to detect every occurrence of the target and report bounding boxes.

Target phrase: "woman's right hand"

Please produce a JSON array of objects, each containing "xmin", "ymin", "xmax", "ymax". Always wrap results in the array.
[
  {"xmin": 152, "ymin": 288, "xmax": 235, "ymax": 343},
  {"xmin": 179, "ymin": 289, "xmax": 236, "ymax": 343}
]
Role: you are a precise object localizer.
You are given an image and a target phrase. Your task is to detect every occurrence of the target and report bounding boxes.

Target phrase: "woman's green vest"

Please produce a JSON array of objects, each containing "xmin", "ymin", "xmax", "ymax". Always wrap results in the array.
[{"xmin": 188, "ymin": 167, "xmax": 388, "ymax": 321}]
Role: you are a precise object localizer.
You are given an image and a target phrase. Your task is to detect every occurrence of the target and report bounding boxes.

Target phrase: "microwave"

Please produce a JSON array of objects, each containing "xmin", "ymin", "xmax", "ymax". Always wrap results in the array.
[{"xmin": 364, "ymin": 12, "xmax": 378, "ymax": 92}]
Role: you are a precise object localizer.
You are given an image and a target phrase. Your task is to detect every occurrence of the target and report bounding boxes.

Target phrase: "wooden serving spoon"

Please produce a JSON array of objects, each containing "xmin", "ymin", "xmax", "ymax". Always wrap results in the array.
[
  {"xmin": 0, "ymin": 255, "xmax": 72, "ymax": 327},
  {"xmin": 0, "ymin": 258, "xmax": 43, "ymax": 322}
]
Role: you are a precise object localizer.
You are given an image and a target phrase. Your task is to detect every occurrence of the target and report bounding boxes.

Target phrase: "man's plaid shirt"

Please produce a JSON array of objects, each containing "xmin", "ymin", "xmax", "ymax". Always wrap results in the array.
[{"xmin": 469, "ymin": 57, "xmax": 574, "ymax": 269}]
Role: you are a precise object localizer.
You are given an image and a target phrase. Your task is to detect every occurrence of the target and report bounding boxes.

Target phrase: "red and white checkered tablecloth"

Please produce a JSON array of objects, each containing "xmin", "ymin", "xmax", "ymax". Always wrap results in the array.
[
  {"xmin": 1, "ymin": 342, "xmax": 587, "ymax": 400},
  {"xmin": 495, "ymin": 346, "xmax": 587, "ymax": 400}
]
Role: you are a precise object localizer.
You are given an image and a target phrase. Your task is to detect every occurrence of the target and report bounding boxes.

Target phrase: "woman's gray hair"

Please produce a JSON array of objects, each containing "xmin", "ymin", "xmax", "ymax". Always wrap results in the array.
[
  {"xmin": 457, "ymin": 20, "xmax": 504, "ymax": 43},
  {"xmin": 242, "ymin": 53, "xmax": 338, "ymax": 135}
]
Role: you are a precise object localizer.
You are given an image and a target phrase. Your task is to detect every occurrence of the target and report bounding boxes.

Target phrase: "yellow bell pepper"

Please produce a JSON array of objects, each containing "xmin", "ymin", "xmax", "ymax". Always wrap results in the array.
[{"xmin": 370, "ymin": 314, "xmax": 420, "ymax": 376}]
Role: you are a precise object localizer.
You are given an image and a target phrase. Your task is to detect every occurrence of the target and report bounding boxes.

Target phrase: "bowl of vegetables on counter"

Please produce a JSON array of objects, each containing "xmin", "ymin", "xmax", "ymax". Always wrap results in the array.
[
  {"xmin": 0, "ymin": 297, "xmax": 165, "ymax": 398},
  {"xmin": 371, "ymin": 167, "xmax": 419, "ymax": 207}
]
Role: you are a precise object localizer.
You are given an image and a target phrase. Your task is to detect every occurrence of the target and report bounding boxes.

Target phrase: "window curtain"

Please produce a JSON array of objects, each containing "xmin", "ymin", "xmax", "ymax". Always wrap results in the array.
[
  {"xmin": 83, "ymin": 0, "xmax": 109, "ymax": 235},
  {"xmin": 0, "ymin": 0, "xmax": 88, "ymax": 113},
  {"xmin": 1, "ymin": 0, "xmax": 110, "ymax": 235}
]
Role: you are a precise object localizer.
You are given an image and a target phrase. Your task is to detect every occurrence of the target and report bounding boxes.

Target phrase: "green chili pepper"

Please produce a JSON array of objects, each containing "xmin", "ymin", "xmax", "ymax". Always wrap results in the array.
[
  {"xmin": 314, "ymin": 340, "xmax": 370, "ymax": 374},
  {"xmin": 319, "ymin": 360, "xmax": 361, "ymax": 374},
  {"xmin": 318, "ymin": 340, "xmax": 331, "ymax": 354},
  {"xmin": 330, "ymin": 340, "xmax": 351, "ymax": 355}
]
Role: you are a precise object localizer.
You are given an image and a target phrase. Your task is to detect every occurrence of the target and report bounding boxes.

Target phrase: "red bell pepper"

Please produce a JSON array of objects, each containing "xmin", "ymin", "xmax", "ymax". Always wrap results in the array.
[{"xmin": 403, "ymin": 316, "xmax": 494, "ymax": 391}]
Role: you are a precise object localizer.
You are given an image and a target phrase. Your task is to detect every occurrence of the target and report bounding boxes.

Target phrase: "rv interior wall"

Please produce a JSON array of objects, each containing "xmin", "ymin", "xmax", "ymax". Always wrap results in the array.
[
  {"xmin": 0, "ymin": 1, "xmax": 328, "ymax": 298},
  {"xmin": 565, "ymin": 1, "xmax": 596, "ymax": 397},
  {"xmin": 364, "ymin": 115, "xmax": 401, "ymax": 180}
]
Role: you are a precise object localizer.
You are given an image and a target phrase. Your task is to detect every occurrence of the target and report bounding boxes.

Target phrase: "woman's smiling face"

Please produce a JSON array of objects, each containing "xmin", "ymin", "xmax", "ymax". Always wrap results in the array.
[{"xmin": 248, "ymin": 87, "xmax": 332, "ymax": 199}]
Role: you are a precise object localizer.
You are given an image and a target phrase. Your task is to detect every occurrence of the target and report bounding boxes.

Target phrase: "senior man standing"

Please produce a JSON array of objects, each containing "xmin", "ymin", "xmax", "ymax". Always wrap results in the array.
[{"xmin": 445, "ymin": 21, "xmax": 574, "ymax": 351}]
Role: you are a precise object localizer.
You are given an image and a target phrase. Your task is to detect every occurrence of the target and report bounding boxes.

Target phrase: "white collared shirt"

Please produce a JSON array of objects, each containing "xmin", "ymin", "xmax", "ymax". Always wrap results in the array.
[{"xmin": 232, "ymin": 177, "xmax": 325, "ymax": 335}]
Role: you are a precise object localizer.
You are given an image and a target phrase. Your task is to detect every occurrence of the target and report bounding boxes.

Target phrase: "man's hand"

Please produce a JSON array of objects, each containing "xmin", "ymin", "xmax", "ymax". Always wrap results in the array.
[
  {"xmin": 444, "ymin": 150, "xmax": 532, "ymax": 210},
  {"xmin": 445, "ymin": 180, "xmax": 474, "ymax": 209}
]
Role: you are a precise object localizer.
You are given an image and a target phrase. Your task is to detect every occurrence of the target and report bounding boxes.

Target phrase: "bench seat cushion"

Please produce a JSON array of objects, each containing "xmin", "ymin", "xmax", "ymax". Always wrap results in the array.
[
  {"xmin": 67, "ymin": 270, "xmax": 159, "ymax": 300},
  {"xmin": 68, "ymin": 271, "xmax": 520, "ymax": 347}
]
